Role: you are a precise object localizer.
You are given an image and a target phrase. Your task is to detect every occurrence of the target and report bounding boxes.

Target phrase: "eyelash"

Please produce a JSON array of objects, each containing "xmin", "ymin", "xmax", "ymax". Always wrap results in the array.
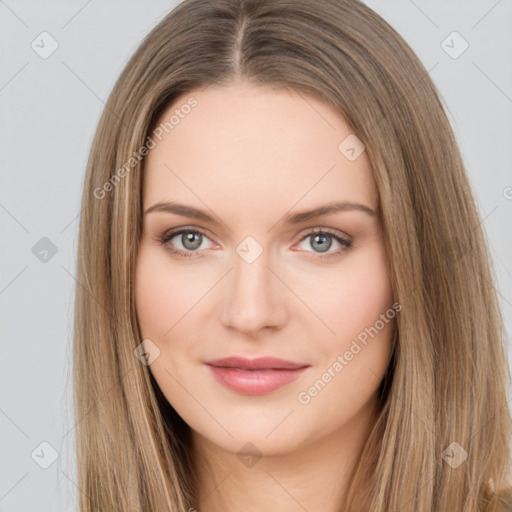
[{"xmin": 156, "ymin": 227, "xmax": 353, "ymax": 261}]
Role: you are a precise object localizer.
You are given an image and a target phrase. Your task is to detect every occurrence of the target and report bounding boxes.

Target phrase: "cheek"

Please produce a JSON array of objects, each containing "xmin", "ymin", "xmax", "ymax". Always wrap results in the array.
[
  {"xmin": 135, "ymin": 246, "xmax": 226, "ymax": 346},
  {"xmin": 295, "ymin": 243, "xmax": 394, "ymax": 348},
  {"xmin": 134, "ymin": 247, "xmax": 191, "ymax": 337},
  {"xmin": 135, "ymin": 256, "xmax": 164, "ymax": 336},
  {"xmin": 340, "ymin": 264, "xmax": 392, "ymax": 337},
  {"xmin": 292, "ymin": 248, "xmax": 394, "ymax": 421}
]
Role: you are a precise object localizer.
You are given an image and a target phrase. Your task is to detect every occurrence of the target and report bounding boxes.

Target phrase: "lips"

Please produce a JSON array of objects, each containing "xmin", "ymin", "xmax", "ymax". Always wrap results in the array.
[
  {"xmin": 204, "ymin": 357, "xmax": 311, "ymax": 395},
  {"xmin": 204, "ymin": 356, "xmax": 309, "ymax": 371}
]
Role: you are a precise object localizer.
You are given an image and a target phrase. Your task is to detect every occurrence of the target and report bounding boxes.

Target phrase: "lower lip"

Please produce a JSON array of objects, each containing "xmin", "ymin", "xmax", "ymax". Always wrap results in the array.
[{"xmin": 206, "ymin": 365, "xmax": 309, "ymax": 395}]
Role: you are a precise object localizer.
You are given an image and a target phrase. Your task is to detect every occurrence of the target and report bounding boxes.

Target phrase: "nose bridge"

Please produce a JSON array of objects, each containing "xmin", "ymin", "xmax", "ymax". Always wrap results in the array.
[{"xmin": 220, "ymin": 237, "xmax": 287, "ymax": 332}]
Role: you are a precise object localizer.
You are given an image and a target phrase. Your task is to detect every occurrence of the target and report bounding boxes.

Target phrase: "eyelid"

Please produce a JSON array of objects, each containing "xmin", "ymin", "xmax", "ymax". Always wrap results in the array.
[
  {"xmin": 158, "ymin": 226, "xmax": 218, "ymax": 248},
  {"xmin": 296, "ymin": 226, "xmax": 351, "ymax": 242}
]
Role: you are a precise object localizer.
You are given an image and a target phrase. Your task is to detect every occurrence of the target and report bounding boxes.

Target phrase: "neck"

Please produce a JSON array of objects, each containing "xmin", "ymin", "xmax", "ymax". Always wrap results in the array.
[{"xmin": 190, "ymin": 397, "xmax": 378, "ymax": 512}]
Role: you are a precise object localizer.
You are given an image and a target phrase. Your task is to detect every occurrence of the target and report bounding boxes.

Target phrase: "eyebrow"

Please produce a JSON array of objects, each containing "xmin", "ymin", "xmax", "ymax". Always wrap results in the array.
[{"xmin": 144, "ymin": 200, "xmax": 376, "ymax": 224}]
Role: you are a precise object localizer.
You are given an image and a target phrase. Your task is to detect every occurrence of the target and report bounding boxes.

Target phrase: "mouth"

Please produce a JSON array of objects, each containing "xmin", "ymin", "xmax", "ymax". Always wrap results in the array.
[{"xmin": 204, "ymin": 356, "xmax": 310, "ymax": 395}]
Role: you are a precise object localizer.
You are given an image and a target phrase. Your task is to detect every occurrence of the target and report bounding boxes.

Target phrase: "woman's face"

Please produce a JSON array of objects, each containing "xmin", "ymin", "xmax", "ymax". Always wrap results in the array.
[{"xmin": 135, "ymin": 81, "xmax": 396, "ymax": 456}]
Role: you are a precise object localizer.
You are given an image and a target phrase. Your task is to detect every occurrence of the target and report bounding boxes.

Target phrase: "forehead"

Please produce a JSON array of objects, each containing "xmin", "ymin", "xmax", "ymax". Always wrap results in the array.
[{"xmin": 143, "ymin": 83, "xmax": 378, "ymax": 216}]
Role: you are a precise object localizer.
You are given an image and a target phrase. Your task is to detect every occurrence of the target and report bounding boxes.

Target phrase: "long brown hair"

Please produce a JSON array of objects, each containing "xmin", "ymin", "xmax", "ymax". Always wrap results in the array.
[{"xmin": 72, "ymin": 0, "xmax": 512, "ymax": 510}]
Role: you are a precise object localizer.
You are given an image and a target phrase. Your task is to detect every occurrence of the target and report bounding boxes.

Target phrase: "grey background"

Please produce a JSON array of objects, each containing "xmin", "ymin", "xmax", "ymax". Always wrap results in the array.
[{"xmin": 1, "ymin": 1, "xmax": 511, "ymax": 510}]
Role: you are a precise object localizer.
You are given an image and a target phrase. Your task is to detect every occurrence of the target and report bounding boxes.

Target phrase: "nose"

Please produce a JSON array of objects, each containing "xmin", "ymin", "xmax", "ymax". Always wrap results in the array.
[{"xmin": 219, "ymin": 244, "xmax": 288, "ymax": 335}]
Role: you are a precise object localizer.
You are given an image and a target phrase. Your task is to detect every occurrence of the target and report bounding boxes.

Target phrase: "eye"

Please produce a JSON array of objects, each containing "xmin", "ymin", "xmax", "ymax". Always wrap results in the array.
[
  {"xmin": 295, "ymin": 228, "xmax": 353, "ymax": 260},
  {"xmin": 157, "ymin": 228, "xmax": 215, "ymax": 259}
]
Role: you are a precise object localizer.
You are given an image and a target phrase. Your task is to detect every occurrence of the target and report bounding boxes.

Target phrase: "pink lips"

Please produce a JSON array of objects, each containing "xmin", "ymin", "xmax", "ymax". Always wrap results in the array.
[{"xmin": 205, "ymin": 356, "xmax": 310, "ymax": 395}]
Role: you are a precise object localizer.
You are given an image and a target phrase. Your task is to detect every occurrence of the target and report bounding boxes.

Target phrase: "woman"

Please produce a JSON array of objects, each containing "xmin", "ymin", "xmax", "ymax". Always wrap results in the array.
[{"xmin": 73, "ymin": 0, "xmax": 512, "ymax": 510}]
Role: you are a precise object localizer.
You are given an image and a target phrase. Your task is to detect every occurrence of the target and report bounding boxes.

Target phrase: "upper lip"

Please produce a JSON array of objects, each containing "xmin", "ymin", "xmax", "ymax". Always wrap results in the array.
[{"xmin": 205, "ymin": 356, "xmax": 310, "ymax": 371}]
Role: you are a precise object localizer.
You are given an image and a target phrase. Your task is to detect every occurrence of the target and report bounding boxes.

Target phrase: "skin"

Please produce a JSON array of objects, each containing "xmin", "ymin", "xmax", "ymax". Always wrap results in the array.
[{"xmin": 135, "ymin": 80, "xmax": 396, "ymax": 512}]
